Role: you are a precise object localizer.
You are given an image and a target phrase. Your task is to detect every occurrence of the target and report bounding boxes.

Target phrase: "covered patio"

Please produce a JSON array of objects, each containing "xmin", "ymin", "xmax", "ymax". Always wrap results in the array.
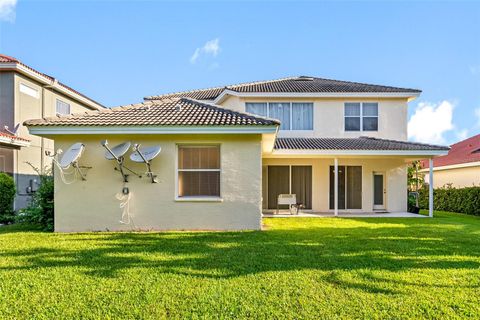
[{"xmin": 262, "ymin": 137, "xmax": 450, "ymax": 218}]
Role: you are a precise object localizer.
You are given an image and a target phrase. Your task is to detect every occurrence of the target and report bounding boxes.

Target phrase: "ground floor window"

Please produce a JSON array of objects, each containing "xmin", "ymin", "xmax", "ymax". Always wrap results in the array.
[
  {"xmin": 177, "ymin": 145, "xmax": 220, "ymax": 197},
  {"xmin": 329, "ymin": 166, "xmax": 362, "ymax": 209},
  {"xmin": 266, "ymin": 165, "xmax": 312, "ymax": 209}
]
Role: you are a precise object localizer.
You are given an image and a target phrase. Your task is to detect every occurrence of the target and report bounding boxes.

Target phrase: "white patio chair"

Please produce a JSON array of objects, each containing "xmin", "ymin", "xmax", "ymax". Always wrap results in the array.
[{"xmin": 277, "ymin": 194, "xmax": 297, "ymax": 215}]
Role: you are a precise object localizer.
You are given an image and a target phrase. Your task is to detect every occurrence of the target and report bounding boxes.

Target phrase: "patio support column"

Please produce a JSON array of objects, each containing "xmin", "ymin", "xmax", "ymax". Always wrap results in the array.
[
  {"xmin": 429, "ymin": 158, "xmax": 434, "ymax": 218},
  {"xmin": 334, "ymin": 158, "xmax": 338, "ymax": 217}
]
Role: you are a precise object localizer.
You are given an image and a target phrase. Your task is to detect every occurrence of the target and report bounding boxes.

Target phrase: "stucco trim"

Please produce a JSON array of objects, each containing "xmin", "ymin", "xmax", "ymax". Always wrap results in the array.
[
  {"xmin": 0, "ymin": 136, "xmax": 30, "ymax": 148},
  {"xmin": 27, "ymin": 125, "xmax": 279, "ymax": 135},
  {"xmin": 419, "ymin": 161, "xmax": 480, "ymax": 172},
  {"xmin": 213, "ymin": 89, "xmax": 421, "ymax": 104},
  {"xmin": 270, "ymin": 149, "xmax": 448, "ymax": 156}
]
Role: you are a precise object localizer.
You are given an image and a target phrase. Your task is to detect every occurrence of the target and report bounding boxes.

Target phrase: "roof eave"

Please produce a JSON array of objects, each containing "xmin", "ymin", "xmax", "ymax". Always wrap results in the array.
[
  {"xmin": 0, "ymin": 63, "xmax": 105, "ymax": 111},
  {"xmin": 269, "ymin": 149, "xmax": 448, "ymax": 157},
  {"xmin": 26, "ymin": 125, "xmax": 279, "ymax": 136},
  {"xmin": 419, "ymin": 160, "xmax": 480, "ymax": 172},
  {"xmin": 213, "ymin": 89, "xmax": 421, "ymax": 104},
  {"xmin": 0, "ymin": 136, "xmax": 30, "ymax": 148}
]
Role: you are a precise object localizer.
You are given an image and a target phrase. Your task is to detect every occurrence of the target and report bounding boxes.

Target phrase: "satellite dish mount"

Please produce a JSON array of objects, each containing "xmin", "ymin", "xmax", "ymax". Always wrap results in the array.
[
  {"xmin": 48, "ymin": 143, "xmax": 89, "ymax": 183},
  {"xmin": 101, "ymin": 140, "xmax": 140, "ymax": 183},
  {"xmin": 130, "ymin": 144, "xmax": 161, "ymax": 183}
]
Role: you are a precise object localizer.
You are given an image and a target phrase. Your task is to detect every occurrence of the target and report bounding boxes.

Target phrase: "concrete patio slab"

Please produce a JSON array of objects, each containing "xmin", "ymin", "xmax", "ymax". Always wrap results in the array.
[{"xmin": 262, "ymin": 212, "xmax": 426, "ymax": 218}]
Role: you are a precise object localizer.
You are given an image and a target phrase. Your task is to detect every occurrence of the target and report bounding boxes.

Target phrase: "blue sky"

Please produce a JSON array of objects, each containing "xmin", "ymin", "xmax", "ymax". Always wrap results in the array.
[{"xmin": 1, "ymin": 0, "xmax": 479, "ymax": 145}]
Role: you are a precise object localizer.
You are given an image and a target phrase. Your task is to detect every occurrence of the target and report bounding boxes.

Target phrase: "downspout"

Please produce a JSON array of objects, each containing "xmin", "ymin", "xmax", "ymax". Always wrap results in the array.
[
  {"xmin": 41, "ymin": 78, "xmax": 58, "ymax": 174},
  {"xmin": 40, "ymin": 85, "xmax": 45, "ymax": 173}
]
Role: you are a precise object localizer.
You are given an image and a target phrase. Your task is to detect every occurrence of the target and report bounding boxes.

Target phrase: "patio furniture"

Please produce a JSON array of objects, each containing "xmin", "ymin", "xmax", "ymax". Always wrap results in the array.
[{"xmin": 277, "ymin": 194, "xmax": 297, "ymax": 215}]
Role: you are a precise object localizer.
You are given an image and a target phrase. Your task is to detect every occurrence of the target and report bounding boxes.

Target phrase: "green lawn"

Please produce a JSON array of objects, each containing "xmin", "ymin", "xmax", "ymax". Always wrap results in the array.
[{"xmin": 1, "ymin": 211, "xmax": 479, "ymax": 319}]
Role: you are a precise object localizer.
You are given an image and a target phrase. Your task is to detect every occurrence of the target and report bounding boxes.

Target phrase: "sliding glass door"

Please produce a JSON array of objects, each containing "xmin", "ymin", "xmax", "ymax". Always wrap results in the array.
[
  {"xmin": 291, "ymin": 166, "xmax": 312, "ymax": 209},
  {"xmin": 329, "ymin": 166, "xmax": 362, "ymax": 210},
  {"xmin": 267, "ymin": 166, "xmax": 290, "ymax": 209},
  {"xmin": 267, "ymin": 165, "xmax": 312, "ymax": 209}
]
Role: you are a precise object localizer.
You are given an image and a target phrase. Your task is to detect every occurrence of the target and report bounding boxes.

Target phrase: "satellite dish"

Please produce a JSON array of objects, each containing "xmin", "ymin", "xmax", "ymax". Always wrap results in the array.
[
  {"xmin": 4, "ymin": 123, "xmax": 20, "ymax": 136},
  {"xmin": 130, "ymin": 145, "xmax": 161, "ymax": 162},
  {"xmin": 50, "ymin": 142, "xmax": 88, "ymax": 182},
  {"xmin": 59, "ymin": 143, "xmax": 85, "ymax": 169},
  {"xmin": 104, "ymin": 141, "xmax": 131, "ymax": 160},
  {"xmin": 101, "ymin": 140, "xmax": 139, "ymax": 183},
  {"xmin": 130, "ymin": 144, "xmax": 161, "ymax": 183}
]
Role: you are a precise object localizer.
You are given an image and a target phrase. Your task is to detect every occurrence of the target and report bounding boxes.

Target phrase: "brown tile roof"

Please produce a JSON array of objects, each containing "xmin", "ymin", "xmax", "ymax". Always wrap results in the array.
[
  {"xmin": 0, "ymin": 54, "xmax": 104, "ymax": 109},
  {"xmin": 145, "ymin": 76, "xmax": 421, "ymax": 100},
  {"xmin": 420, "ymin": 134, "xmax": 480, "ymax": 168},
  {"xmin": 274, "ymin": 137, "xmax": 449, "ymax": 151},
  {"xmin": 0, "ymin": 131, "xmax": 30, "ymax": 142},
  {"xmin": 0, "ymin": 131, "xmax": 30, "ymax": 149},
  {"xmin": 24, "ymin": 98, "xmax": 280, "ymax": 127}
]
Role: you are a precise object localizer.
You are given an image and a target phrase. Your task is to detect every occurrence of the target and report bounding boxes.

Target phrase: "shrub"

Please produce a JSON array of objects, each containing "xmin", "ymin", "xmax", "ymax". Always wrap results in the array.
[
  {"xmin": 418, "ymin": 185, "xmax": 480, "ymax": 216},
  {"xmin": 18, "ymin": 166, "xmax": 54, "ymax": 231},
  {"xmin": 0, "ymin": 173, "xmax": 16, "ymax": 224}
]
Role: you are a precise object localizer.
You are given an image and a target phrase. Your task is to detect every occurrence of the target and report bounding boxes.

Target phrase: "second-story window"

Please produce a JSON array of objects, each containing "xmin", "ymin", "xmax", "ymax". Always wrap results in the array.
[
  {"xmin": 269, "ymin": 103, "xmax": 291, "ymax": 130},
  {"xmin": 56, "ymin": 99, "xmax": 71, "ymax": 115},
  {"xmin": 292, "ymin": 103, "xmax": 313, "ymax": 130},
  {"xmin": 246, "ymin": 102, "xmax": 313, "ymax": 131},
  {"xmin": 345, "ymin": 102, "xmax": 378, "ymax": 131},
  {"xmin": 245, "ymin": 103, "xmax": 267, "ymax": 117}
]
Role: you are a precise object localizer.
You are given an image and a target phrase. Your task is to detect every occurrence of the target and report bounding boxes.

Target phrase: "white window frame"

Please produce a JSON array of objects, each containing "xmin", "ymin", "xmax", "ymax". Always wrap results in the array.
[
  {"xmin": 344, "ymin": 102, "xmax": 378, "ymax": 132},
  {"xmin": 361, "ymin": 102, "xmax": 379, "ymax": 132},
  {"xmin": 175, "ymin": 144, "xmax": 222, "ymax": 202},
  {"xmin": 56, "ymin": 99, "xmax": 71, "ymax": 115},
  {"xmin": 245, "ymin": 102, "xmax": 314, "ymax": 131}
]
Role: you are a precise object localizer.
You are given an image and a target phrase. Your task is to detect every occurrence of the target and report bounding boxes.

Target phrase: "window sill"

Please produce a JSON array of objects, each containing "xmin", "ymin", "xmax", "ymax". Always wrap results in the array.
[{"xmin": 175, "ymin": 197, "xmax": 223, "ymax": 202}]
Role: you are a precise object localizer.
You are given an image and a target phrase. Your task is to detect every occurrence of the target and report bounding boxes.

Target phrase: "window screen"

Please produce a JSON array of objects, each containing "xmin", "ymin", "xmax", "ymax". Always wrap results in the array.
[
  {"xmin": 292, "ymin": 103, "xmax": 313, "ymax": 130},
  {"xmin": 246, "ymin": 103, "xmax": 267, "ymax": 117},
  {"xmin": 178, "ymin": 146, "xmax": 220, "ymax": 197},
  {"xmin": 56, "ymin": 99, "xmax": 71, "ymax": 115},
  {"xmin": 268, "ymin": 103, "xmax": 291, "ymax": 130},
  {"xmin": 362, "ymin": 103, "xmax": 378, "ymax": 131},
  {"xmin": 345, "ymin": 103, "xmax": 361, "ymax": 131}
]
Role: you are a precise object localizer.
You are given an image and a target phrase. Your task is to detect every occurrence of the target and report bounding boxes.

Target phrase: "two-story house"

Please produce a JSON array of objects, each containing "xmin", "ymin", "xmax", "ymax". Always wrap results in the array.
[
  {"xmin": 0, "ymin": 54, "xmax": 104, "ymax": 209},
  {"xmin": 25, "ymin": 76, "xmax": 449, "ymax": 232}
]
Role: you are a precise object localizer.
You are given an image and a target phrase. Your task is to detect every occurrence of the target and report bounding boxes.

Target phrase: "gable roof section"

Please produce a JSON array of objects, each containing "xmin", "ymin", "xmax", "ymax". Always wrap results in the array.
[
  {"xmin": 24, "ymin": 98, "xmax": 280, "ymax": 130},
  {"xmin": 145, "ymin": 76, "xmax": 421, "ymax": 101},
  {"xmin": 0, "ymin": 54, "xmax": 104, "ymax": 110},
  {"xmin": 420, "ymin": 134, "xmax": 480, "ymax": 168},
  {"xmin": 273, "ymin": 137, "xmax": 449, "ymax": 155}
]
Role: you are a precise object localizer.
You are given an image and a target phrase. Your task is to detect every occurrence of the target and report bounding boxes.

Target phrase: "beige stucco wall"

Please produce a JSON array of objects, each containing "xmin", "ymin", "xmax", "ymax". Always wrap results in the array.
[
  {"xmin": 0, "ymin": 72, "xmax": 15, "ymax": 174},
  {"xmin": 218, "ymin": 96, "xmax": 408, "ymax": 141},
  {"xmin": 424, "ymin": 165, "xmax": 480, "ymax": 188},
  {"xmin": 52, "ymin": 134, "xmax": 263, "ymax": 232},
  {"xmin": 262, "ymin": 157, "xmax": 408, "ymax": 212}
]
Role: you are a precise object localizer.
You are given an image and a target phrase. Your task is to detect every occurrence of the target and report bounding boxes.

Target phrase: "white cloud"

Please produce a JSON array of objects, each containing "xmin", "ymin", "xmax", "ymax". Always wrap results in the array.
[
  {"xmin": 190, "ymin": 38, "xmax": 220, "ymax": 64},
  {"xmin": 0, "ymin": 0, "xmax": 17, "ymax": 22},
  {"xmin": 475, "ymin": 107, "xmax": 480, "ymax": 127},
  {"xmin": 470, "ymin": 65, "xmax": 480, "ymax": 75},
  {"xmin": 408, "ymin": 100, "xmax": 455, "ymax": 144},
  {"xmin": 456, "ymin": 129, "xmax": 469, "ymax": 141}
]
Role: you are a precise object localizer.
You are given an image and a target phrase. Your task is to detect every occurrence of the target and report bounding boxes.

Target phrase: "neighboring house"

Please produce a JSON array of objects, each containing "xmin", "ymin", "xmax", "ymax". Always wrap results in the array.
[
  {"xmin": 420, "ymin": 134, "xmax": 480, "ymax": 188},
  {"xmin": 0, "ymin": 54, "xmax": 105, "ymax": 209},
  {"xmin": 24, "ymin": 76, "xmax": 449, "ymax": 232}
]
